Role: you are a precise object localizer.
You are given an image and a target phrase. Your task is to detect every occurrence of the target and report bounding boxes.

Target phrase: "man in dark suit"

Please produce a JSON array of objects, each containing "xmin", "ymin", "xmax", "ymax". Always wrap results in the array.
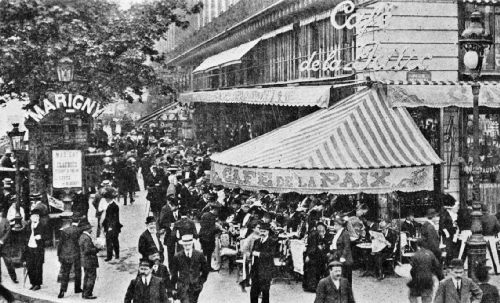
[
  {"xmin": 0, "ymin": 211, "xmax": 17, "ymax": 284},
  {"xmin": 434, "ymin": 259, "xmax": 482, "ymax": 303},
  {"xmin": 101, "ymin": 187, "xmax": 122, "ymax": 261},
  {"xmin": 173, "ymin": 209, "xmax": 198, "ymax": 245},
  {"xmin": 314, "ymin": 261, "xmax": 355, "ymax": 303},
  {"xmin": 303, "ymin": 222, "xmax": 331, "ymax": 292},
  {"xmin": 147, "ymin": 184, "xmax": 165, "ymax": 221},
  {"xmin": 125, "ymin": 258, "xmax": 167, "ymax": 303},
  {"xmin": 440, "ymin": 204, "xmax": 457, "ymax": 266},
  {"xmin": 330, "ymin": 218, "xmax": 353, "ymax": 284},
  {"xmin": 139, "ymin": 216, "xmax": 165, "ymax": 263},
  {"xmin": 421, "ymin": 208, "xmax": 441, "ymax": 262},
  {"xmin": 199, "ymin": 205, "xmax": 220, "ymax": 267},
  {"xmin": 401, "ymin": 211, "xmax": 420, "ymax": 237},
  {"xmin": 481, "ymin": 203, "xmax": 500, "ymax": 274},
  {"xmin": 250, "ymin": 222, "xmax": 277, "ymax": 303},
  {"xmin": 407, "ymin": 240, "xmax": 443, "ymax": 303},
  {"xmin": 159, "ymin": 199, "xmax": 177, "ymax": 267},
  {"xmin": 57, "ymin": 216, "xmax": 83, "ymax": 298},
  {"xmin": 373, "ymin": 219, "xmax": 398, "ymax": 281},
  {"xmin": 149, "ymin": 251, "xmax": 172, "ymax": 296},
  {"xmin": 23, "ymin": 209, "xmax": 45, "ymax": 291},
  {"xmin": 79, "ymin": 222, "xmax": 100, "ymax": 300},
  {"xmin": 178, "ymin": 179, "xmax": 194, "ymax": 210},
  {"xmin": 170, "ymin": 234, "xmax": 209, "ymax": 303}
]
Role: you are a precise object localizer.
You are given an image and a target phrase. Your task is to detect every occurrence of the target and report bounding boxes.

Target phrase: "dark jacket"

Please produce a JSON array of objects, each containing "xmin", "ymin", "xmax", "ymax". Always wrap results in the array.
[
  {"xmin": 439, "ymin": 209, "xmax": 456, "ymax": 240},
  {"xmin": 331, "ymin": 229, "xmax": 353, "ymax": 266},
  {"xmin": 408, "ymin": 248, "xmax": 443, "ymax": 294},
  {"xmin": 124, "ymin": 275, "xmax": 167, "ymax": 303},
  {"xmin": 147, "ymin": 187, "xmax": 165, "ymax": 214},
  {"xmin": 138, "ymin": 230, "xmax": 164, "ymax": 262},
  {"xmin": 102, "ymin": 201, "xmax": 122, "ymax": 233},
  {"xmin": 199, "ymin": 211, "xmax": 217, "ymax": 241},
  {"xmin": 250, "ymin": 237, "xmax": 277, "ymax": 282},
  {"xmin": 79, "ymin": 232, "xmax": 99, "ymax": 268},
  {"xmin": 421, "ymin": 221, "xmax": 441, "ymax": 260},
  {"xmin": 401, "ymin": 220, "xmax": 419, "ymax": 237},
  {"xmin": 306, "ymin": 230, "xmax": 331, "ymax": 262},
  {"xmin": 58, "ymin": 224, "xmax": 82, "ymax": 263},
  {"xmin": 170, "ymin": 250, "xmax": 209, "ymax": 291},
  {"xmin": 434, "ymin": 276, "xmax": 482, "ymax": 303},
  {"xmin": 314, "ymin": 277, "xmax": 355, "ymax": 303},
  {"xmin": 23, "ymin": 221, "xmax": 45, "ymax": 262},
  {"xmin": 0, "ymin": 217, "xmax": 11, "ymax": 248},
  {"xmin": 380, "ymin": 228, "xmax": 398, "ymax": 255},
  {"xmin": 158, "ymin": 205, "xmax": 176, "ymax": 245},
  {"xmin": 479, "ymin": 283, "xmax": 500, "ymax": 303},
  {"xmin": 481, "ymin": 214, "xmax": 500, "ymax": 236},
  {"xmin": 457, "ymin": 207, "xmax": 472, "ymax": 231},
  {"xmin": 152, "ymin": 263, "xmax": 172, "ymax": 292}
]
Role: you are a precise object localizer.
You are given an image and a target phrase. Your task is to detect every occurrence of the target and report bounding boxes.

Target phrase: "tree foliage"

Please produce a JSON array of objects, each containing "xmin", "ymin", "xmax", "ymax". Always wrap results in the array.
[{"xmin": 0, "ymin": 0, "xmax": 202, "ymax": 107}]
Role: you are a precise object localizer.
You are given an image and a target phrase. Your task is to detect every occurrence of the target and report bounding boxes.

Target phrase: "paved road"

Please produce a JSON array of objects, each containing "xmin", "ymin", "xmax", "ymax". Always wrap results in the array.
[{"xmin": 2, "ymin": 190, "xmax": 498, "ymax": 303}]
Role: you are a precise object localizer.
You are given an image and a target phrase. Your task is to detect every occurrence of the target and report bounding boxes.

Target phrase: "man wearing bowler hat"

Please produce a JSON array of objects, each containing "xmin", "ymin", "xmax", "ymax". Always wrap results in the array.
[
  {"xmin": 170, "ymin": 234, "xmax": 209, "ymax": 303},
  {"xmin": 101, "ymin": 187, "xmax": 122, "ymax": 261},
  {"xmin": 250, "ymin": 222, "xmax": 277, "ymax": 303},
  {"xmin": 79, "ymin": 222, "xmax": 100, "ymax": 300},
  {"xmin": 57, "ymin": 215, "xmax": 83, "ymax": 298},
  {"xmin": 314, "ymin": 261, "xmax": 355, "ymax": 303},
  {"xmin": 139, "ymin": 216, "xmax": 165, "ymax": 263},
  {"xmin": 434, "ymin": 258, "xmax": 482, "ymax": 303},
  {"xmin": 125, "ymin": 258, "xmax": 167, "ymax": 303}
]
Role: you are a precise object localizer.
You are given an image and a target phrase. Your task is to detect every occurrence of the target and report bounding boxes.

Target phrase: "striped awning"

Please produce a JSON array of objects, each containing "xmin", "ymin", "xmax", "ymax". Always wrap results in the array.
[
  {"xmin": 210, "ymin": 88, "xmax": 442, "ymax": 194},
  {"xmin": 462, "ymin": 0, "xmax": 499, "ymax": 3}
]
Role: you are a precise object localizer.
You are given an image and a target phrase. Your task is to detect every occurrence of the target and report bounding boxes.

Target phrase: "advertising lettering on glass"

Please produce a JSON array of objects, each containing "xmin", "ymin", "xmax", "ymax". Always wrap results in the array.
[{"xmin": 299, "ymin": 0, "xmax": 433, "ymax": 74}]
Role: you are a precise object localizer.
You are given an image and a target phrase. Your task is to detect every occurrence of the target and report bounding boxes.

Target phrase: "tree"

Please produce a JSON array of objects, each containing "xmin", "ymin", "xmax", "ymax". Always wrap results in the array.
[{"xmin": 0, "ymin": 0, "xmax": 201, "ymax": 109}]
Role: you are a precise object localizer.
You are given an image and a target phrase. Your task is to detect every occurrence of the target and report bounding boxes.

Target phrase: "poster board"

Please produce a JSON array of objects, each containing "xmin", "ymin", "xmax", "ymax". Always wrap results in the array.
[{"xmin": 52, "ymin": 150, "xmax": 82, "ymax": 188}]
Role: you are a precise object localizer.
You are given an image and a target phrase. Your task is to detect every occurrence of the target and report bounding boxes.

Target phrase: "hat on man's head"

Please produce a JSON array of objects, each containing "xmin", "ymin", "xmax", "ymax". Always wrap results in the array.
[
  {"xmin": 145, "ymin": 216, "xmax": 156, "ymax": 225},
  {"xmin": 30, "ymin": 192, "xmax": 42, "ymax": 201},
  {"xmin": 426, "ymin": 208, "xmax": 437, "ymax": 219},
  {"xmin": 139, "ymin": 258, "xmax": 154, "ymax": 268},
  {"xmin": 449, "ymin": 258, "xmax": 464, "ymax": 269},
  {"xmin": 101, "ymin": 187, "xmax": 118, "ymax": 199},
  {"xmin": 316, "ymin": 221, "xmax": 327, "ymax": 229},
  {"xmin": 259, "ymin": 222, "xmax": 272, "ymax": 231},
  {"xmin": 101, "ymin": 180, "xmax": 112, "ymax": 186},
  {"xmin": 30, "ymin": 208, "xmax": 41, "ymax": 216},
  {"xmin": 327, "ymin": 261, "xmax": 343, "ymax": 269},
  {"xmin": 179, "ymin": 234, "xmax": 194, "ymax": 245},
  {"xmin": 148, "ymin": 251, "xmax": 161, "ymax": 261},
  {"xmin": 79, "ymin": 222, "xmax": 93, "ymax": 231}
]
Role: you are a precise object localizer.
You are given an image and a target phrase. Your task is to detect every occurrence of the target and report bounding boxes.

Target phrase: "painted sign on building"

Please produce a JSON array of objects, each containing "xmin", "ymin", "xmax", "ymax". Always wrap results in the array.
[
  {"xmin": 52, "ymin": 150, "xmax": 82, "ymax": 188},
  {"xmin": 27, "ymin": 93, "xmax": 105, "ymax": 122}
]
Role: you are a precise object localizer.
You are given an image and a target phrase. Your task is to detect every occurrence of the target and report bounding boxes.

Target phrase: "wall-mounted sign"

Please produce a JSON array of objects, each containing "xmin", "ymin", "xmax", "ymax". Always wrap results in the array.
[
  {"xmin": 299, "ymin": 42, "xmax": 433, "ymax": 74},
  {"xmin": 52, "ymin": 150, "xmax": 82, "ymax": 188},
  {"xmin": 28, "ymin": 93, "xmax": 105, "ymax": 122},
  {"xmin": 330, "ymin": 0, "xmax": 394, "ymax": 35},
  {"xmin": 407, "ymin": 70, "xmax": 432, "ymax": 81}
]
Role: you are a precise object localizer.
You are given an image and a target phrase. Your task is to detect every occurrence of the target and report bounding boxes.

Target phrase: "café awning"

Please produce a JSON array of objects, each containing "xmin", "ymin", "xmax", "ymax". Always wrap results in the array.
[
  {"xmin": 210, "ymin": 88, "xmax": 442, "ymax": 194},
  {"xmin": 192, "ymin": 39, "xmax": 261, "ymax": 74},
  {"xmin": 179, "ymin": 85, "xmax": 332, "ymax": 108},
  {"xmin": 384, "ymin": 80, "xmax": 500, "ymax": 108}
]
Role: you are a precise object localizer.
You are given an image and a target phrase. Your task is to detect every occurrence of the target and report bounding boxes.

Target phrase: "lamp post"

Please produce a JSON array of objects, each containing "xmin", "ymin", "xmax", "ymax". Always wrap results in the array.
[
  {"xmin": 7, "ymin": 123, "xmax": 26, "ymax": 231},
  {"xmin": 458, "ymin": 10, "xmax": 493, "ymax": 280}
]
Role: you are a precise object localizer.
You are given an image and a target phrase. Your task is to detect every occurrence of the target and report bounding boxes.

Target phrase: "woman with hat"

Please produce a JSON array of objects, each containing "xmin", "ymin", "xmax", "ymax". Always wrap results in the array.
[
  {"xmin": 329, "ymin": 217, "xmax": 353, "ymax": 285},
  {"xmin": 303, "ymin": 221, "xmax": 332, "ymax": 292}
]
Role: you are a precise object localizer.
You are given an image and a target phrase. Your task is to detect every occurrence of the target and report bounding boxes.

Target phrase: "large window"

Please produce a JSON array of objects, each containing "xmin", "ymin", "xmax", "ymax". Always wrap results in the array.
[{"xmin": 192, "ymin": 15, "xmax": 354, "ymax": 91}]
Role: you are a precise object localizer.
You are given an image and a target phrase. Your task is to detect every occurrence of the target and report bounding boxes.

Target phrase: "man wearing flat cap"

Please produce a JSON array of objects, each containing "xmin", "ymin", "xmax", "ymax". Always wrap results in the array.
[
  {"xmin": 314, "ymin": 261, "xmax": 355, "ymax": 303},
  {"xmin": 139, "ymin": 216, "xmax": 165, "ymax": 263},
  {"xmin": 250, "ymin": 222, "xmax": 277, "ymax": 303},
  {"xmin": 57, "ymin": 215, "xmax": 83, "ymax": 298},
  {"xmin": 79, "ymin": 222, "xmax": 100, "ymax": 299},
  {"xmin": 125, "ymin": 258, "xmax": 167, "ymax": 303}
]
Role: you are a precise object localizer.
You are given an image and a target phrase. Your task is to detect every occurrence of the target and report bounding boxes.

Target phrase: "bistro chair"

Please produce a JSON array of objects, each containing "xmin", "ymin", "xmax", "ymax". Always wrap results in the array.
[
  {"xmin": 219, "ymin": 232, "xmax": 238, "ymax": 273},
  {"xmin": 400, "ymin": 232, "xmax": 415, "ymax": 263},
  {"xmin": 382, "ymin": 233, "xmax": 400, "ymax": 276}
]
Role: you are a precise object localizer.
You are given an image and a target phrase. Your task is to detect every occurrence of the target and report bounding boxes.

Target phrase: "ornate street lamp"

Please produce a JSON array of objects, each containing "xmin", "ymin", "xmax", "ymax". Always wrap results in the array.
[
  {"xmin": 7, "ymin": 123, "xmax": 26, "ymax": 231},
  {"xmin": 458, "ymin": 10, "xmax": 493, "ymax": 280},
  {"xmin": 57, "ymin": 57, "xmax": 74, "ymax": 82}
]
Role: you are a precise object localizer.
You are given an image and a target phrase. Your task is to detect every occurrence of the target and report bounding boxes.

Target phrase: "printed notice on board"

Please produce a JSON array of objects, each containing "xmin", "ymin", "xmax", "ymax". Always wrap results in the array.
[{"xmin": 52, "ymin": 150, "xmax": 82, "ymax": 188}]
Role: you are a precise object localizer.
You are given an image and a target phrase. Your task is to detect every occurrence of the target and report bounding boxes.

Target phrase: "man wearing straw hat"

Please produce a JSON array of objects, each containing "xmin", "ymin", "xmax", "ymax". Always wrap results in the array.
[{"xmin": 170, "ymin": 234, "xmax": 209, "ymax": 303}]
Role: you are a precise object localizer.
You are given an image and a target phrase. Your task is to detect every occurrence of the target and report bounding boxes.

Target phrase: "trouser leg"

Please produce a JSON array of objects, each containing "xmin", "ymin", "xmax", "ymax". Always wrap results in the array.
[
  {"xmin": 106, "ymin": 232, "xmax": 113, "ymax": 259},
  {"xmin": 83, "ymin": 267, "xmax": 96, "ymax": 297},
  {"xmin": 250, "ymin": 279, "xmax": 261, "ymax": 303},
  {"xmin": 1, "ymin": 253, "xmax": 16, "ymax": 281},
  {"xmin": 113, "ymin": 234, "xmax": 120, "ymax": 258},
  {"xmin": 189, "ymin": 288, "xmax": 202, "ymax": 303},
  {"xmin": 59, "ymin": 262, "xmax": 72, "ymax": 292},
  {"xmin": 74, "ymin": 258, "xmax": 82, "ymax": 291}
]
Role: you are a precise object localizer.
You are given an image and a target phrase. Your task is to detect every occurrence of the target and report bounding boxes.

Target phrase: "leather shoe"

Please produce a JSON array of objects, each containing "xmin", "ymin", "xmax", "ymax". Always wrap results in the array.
[
  {"xmin": 75, "ymin": 288, "xmax": 83, "ymax": 294},
  {"xmin": 11, "ymin": 279, "xmax": 18, "ymax": 284},
  {"xmin": 377, "ymin": 274, "xmax": 385, "ymax": 281},
  {"xmin": 104, "ymin": 258, "xmax": 112, "ymax": 262},
  {"xmin": 82, "ymin": 295, "xmax": 97, "ymax": 299},
  {"xmin": 58, "ymin": 291, "xmax": 65, "ymax": 298},
  {"xmin": 32, "ymin": 285, "xmax": 41, "ymax": 291},
  {"xmin": 29, "ymin": 285, "xmax": 35, "ymax": 290}
]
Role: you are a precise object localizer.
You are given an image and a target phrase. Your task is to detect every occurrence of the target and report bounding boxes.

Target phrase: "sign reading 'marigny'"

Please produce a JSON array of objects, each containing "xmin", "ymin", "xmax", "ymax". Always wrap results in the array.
[{"xmin": 27, "ymin": 92, "xmax": 105, "ymax": 122}]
